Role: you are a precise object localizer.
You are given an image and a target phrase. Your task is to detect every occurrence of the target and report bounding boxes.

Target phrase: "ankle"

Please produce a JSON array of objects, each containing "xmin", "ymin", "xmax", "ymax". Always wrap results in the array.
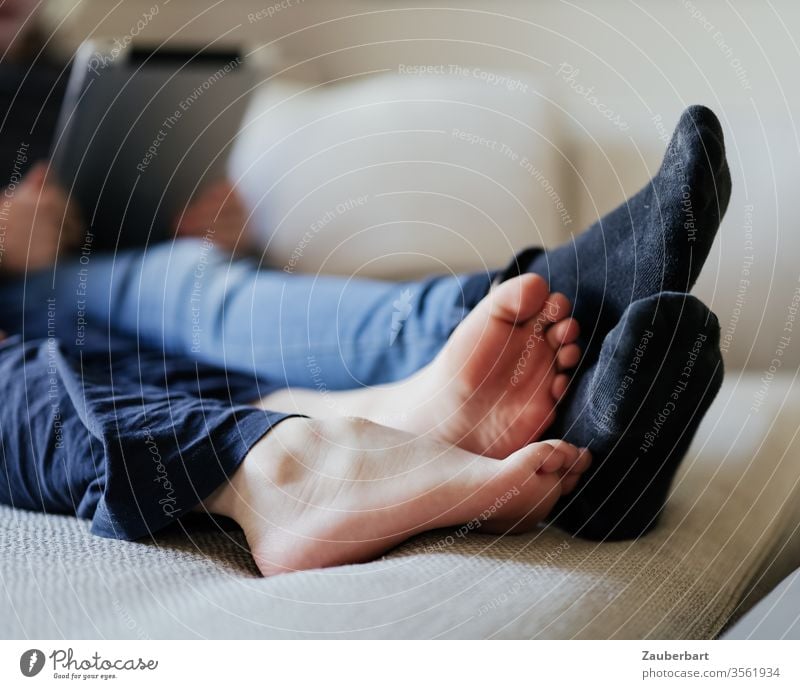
[{"xmin": 200, "ymin": 417, "xmax": 310, "ymax": 523}]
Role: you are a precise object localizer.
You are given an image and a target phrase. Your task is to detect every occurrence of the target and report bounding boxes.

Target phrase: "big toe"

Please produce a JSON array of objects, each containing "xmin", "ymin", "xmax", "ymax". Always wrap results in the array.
[
  {"xmin": 479, "ymin": 452, "xmax": 564, "ymax": 534},
  {"xmin": 487, "ymin": 273, "xmax": 550, "ymax": 324}
]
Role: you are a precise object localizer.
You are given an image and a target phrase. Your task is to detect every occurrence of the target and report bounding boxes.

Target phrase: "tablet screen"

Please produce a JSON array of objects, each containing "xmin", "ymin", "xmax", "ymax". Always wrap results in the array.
[{"xmin": 50, "ymin": 41, "xmax": 256, "ymax": 250}]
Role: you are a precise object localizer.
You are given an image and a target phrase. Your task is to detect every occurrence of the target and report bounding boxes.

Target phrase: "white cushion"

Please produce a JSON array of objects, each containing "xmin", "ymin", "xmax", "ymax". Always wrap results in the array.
[{"xmin": 229, "ymin": 73, "xmax": 570, "ymax": 278}]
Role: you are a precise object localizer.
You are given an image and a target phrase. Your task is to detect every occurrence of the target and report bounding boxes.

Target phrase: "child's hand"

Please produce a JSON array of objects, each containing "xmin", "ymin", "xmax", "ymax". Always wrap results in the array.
[
  {"xmin": 172, "ymin": 180, "xmax": 254, "ymax": 255},
  {"xmin": 0, "ymin": 162, "xmax": 84, "ymax": 274}
]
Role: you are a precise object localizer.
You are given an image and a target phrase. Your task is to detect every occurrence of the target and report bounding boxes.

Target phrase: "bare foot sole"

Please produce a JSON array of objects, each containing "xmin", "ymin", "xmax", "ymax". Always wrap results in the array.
[
  {"xmin": 202, "ymin": 417, "xmax": 591, "ymax": 576},
  {"xmin": 411, "ymin": 273, "xmax": 580, "ymax": 455},
  {"xmin": 362, "ymin": 273, "xmax": 581, "ymax": 456},
  {"xmin": 260, "ymin": 274, "xmax": 582, "ymax": 459}
]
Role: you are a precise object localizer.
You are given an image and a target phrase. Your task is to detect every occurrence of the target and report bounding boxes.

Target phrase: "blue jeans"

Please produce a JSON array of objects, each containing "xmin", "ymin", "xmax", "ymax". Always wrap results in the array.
[{"xmin": 11, "ymin": 239, "xmax": 493, "ymax": 390}]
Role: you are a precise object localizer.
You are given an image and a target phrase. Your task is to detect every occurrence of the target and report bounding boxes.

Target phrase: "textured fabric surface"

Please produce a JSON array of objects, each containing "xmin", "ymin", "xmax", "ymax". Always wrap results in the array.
[
  {"xmin": 2, "ymin": 374, "xmax": 799, "ymax": 639},
  {"xmin": 228, "ymin": 74, "xmax": 568, "ymax": 279},
  {"xmin": 724, "ymin": 566, "xmax": 800, "ymax": 639}
]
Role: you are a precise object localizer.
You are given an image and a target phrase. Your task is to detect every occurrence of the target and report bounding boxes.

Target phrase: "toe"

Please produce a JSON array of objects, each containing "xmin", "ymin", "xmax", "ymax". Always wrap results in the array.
[
  {"xmin": 541, "ymin": 292, "xmax": 572, "ymax": 324},
  {"xmin": 478, "ymin": 445, "xmax": 570, "ymax": 532},
  {"xmin": 566, "ymin": 447, "xmax": 592, "ymax": 476},
  {"xmin": 487, "ymin": 273, "xmax": 549, "ymax": 324},
  {"xmin": 535, "ymin": 440, "xmax": 581, "ymax": 473},
  {"xmin": 551, "ymin": 373, "xmax": 570, "ymax": 399},
  {"xmin": 547, "ymin": 317, "xmax": 580, "ymax": 348},
  {"xmin": 556, "ymin": 343, "xmax": 581, "ymax": 370},
  {"xmin": 561, "ymin": 473, "xmax": 581, "ymax": 495}
]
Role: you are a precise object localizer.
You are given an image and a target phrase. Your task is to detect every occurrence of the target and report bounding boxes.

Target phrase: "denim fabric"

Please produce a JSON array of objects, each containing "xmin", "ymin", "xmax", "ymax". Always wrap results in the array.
[{"xmin": 8, "ymin": 239, "xmax": 493, "ymax": 391}]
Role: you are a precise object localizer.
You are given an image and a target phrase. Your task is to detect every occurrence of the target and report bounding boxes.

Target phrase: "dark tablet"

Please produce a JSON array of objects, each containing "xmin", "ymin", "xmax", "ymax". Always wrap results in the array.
[{"xmin": 50, "ymin": 40, "xmax": 256, "ymax": 250}]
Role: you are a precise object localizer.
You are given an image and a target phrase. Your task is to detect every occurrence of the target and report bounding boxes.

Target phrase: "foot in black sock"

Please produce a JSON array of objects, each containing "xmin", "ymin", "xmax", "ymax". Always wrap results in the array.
[
  {"xmin": 501, "ymin": 105, "xmax": 731, "ymax": 364},
  {"xmin": 547, "ymin": 292, "xmax": 724, "ymax": 540}
]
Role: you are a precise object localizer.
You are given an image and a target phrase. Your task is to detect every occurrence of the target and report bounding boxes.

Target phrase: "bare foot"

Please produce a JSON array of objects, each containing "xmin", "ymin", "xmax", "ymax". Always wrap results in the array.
[
  {"xmin": 263, "ymin": 274, "xmax": 581, "ymax": 458},
  {"xmin": 403, "ymin": 273, "xmax": 580, "ymax": 456},
  {"xmin": 202, "ymin": 417, "xmax": 591, "ymax": 576}
]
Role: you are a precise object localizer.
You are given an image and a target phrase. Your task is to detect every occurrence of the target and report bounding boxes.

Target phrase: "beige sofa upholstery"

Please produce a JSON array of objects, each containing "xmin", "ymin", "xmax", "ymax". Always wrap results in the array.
[{"xmin": 3, "ymin": 373, "xmax": 799, "ymax": 639}]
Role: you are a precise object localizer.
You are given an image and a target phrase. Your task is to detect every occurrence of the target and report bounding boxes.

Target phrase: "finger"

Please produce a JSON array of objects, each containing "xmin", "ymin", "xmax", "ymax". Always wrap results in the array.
[
  {"xmin": 64, "ymin": 206, "xmax": 85, "ymax": 244},
  {"xmin": 23, "ymin": 162, "xmax": 49, "ymax": 188},
  {"xmin": 174, "ymin": 223, "xmax": 205, "ymax": 238}
]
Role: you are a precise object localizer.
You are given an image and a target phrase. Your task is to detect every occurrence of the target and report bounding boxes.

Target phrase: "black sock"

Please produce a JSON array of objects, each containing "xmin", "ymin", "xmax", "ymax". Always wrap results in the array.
[
  {"xmin": 548, "ymin": 292, "xmax": 724, "ymax": 540},
  {"xmin": 499, "ymin": 105, "xmax": 731, "ymax": 365}
]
